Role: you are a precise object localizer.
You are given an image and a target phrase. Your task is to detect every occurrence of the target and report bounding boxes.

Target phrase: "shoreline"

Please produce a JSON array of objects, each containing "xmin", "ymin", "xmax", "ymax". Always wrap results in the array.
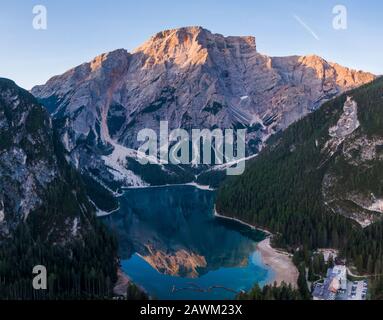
[
  {"xmin": 90, "ymin": 198, "xmax": 120, "ymax": 218},
  {"xmin": 96, "ymin": 206, "xmax": 120, "ymax": 217},
  {"xmin": 113, "ymin": 268, "xmax": 131, "ymax": 297},
  {"xmin": 213, "ymin": 208, "xmax": 272, "ymax": 236},
  {"xmin": 113, "ymin": 267, "xmax": 149, "ymax": 299},
  {"xmin": 214, "ymin": 208, "xmax": 298, "ymax": 288},
  {"xmin": 123, "ymin": 182, "xmax": 215, "ymax": 191},
  {"xmin": 98, "ymin": 182, "xmax": 215, "ymax": 217},
  {"xmin": 257, "ymin": 238, "xmax": 299, "ymax": 288}
]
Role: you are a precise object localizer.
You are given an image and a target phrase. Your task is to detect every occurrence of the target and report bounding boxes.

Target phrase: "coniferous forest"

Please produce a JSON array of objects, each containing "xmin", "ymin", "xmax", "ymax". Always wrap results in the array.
[
  {"xmin": 0, "ymin": 219, "xmax": 118, "ymax": 299},
  {"xmin": 217, "ymin": 77, "xmax": 383, "ymax": 298},
  {"xmin": 0, "ymin": 101, "xmax": 119, "ymax": 299}
]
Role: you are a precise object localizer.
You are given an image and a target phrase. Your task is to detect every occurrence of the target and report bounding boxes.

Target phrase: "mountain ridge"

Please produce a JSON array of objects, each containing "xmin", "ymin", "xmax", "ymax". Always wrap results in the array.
[{"xmin": 31, "ymin": 27, "xmax": 376, "ymax": 202}]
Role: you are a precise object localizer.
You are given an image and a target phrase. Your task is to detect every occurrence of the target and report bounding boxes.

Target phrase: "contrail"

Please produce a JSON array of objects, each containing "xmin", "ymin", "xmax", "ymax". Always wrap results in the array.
[{"xmin": 293, "ymin": 14, "xmax": 320, "ymax": 41}]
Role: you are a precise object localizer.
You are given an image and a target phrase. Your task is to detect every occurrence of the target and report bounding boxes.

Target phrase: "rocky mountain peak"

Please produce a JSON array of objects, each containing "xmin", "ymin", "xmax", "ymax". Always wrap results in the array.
[
  {"xmin": 149, "ymin": 26, "xmax": 205, "ymax": 42},
  {"xmin": 89, "ymin": 48, "xmax": 130, "ymax": 73},
  {"xmin": 133, "ymin": 26, "xmax": 257, "ymax": 68},
  {"xmin": 31, "ymin": 27, "xmax": 376, "ymax": 190},
  {"xmin": 143, "ymin": 26, "xmax": 256, "ymax": 48},
  {"xmin": 134, "ymin": 26, "xmax": 209, "ymax": 67}
]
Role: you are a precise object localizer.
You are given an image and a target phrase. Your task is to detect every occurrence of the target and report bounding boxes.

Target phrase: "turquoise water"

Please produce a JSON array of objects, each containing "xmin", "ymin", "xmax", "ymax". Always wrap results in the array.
[{"xmin": 102, "ymin": 185, "xmax": 273, "ymax": 300}]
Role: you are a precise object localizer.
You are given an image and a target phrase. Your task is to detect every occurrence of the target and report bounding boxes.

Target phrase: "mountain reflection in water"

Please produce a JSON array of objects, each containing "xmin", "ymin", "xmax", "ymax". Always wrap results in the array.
[{"xmin": 102, "ymin": 185, "xmax": 272, "ymax": 300}]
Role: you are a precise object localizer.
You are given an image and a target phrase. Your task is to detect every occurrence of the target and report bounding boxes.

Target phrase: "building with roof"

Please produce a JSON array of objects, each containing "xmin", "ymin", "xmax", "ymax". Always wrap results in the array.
[{"xmin": 313, "ymin": 265, "xmax": 347, "ymax": 300}]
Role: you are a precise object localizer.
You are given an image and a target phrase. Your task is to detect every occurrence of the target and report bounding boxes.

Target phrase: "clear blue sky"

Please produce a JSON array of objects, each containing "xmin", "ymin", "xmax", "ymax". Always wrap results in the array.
[{"xmin": 1, "ymin": 0, "xmax": 382, "ymax": 89}]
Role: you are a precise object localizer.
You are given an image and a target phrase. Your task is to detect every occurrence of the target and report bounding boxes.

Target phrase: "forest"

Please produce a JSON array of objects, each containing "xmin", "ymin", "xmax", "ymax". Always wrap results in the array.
[
  {"xmin": 0, "ymin": 121, "xmax": 119, "ymax": 299},
  {"xmin": 216, "ymin": 77, "xmax": 383, "ymax": 298}
]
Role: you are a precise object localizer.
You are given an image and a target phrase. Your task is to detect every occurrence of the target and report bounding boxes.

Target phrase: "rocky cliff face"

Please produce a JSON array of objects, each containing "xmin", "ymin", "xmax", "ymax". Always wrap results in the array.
[
  {"xmin": 321, "ymin": 95, "xmax": 383, "ymax": 227},
  {"xmin": 32, "ymin": 27, "xmax": 375, "ymax": 194},
  {"xmin": 0, "ymin": 78, "xmax": 94, "ymax": 243}
]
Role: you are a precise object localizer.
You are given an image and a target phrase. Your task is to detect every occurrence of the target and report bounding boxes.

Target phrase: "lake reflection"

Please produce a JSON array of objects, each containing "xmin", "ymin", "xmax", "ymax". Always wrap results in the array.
[{"xmin": 102, "ymin": 185, "xmax": 272, "ymax": 300}]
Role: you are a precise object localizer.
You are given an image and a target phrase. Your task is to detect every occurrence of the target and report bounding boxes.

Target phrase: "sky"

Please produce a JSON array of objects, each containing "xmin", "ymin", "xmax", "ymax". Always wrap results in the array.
[{"xmin": 1, "ymin": 0, "xmax": 382, "ymax": 89}]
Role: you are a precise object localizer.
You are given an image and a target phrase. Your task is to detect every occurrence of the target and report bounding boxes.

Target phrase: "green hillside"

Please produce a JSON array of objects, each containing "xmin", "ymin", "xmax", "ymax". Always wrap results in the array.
[{"xmin": 216, "ymin": 77, "xmax": 383, "ymax": 295}]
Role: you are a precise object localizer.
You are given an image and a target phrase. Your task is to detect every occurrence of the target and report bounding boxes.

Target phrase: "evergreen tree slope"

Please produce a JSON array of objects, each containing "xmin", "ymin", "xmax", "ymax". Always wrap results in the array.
[
  {"xmin": 216, "ymin": 77, "xmax": 383, "ymax": 276},
  {"xmin": 0, "ymin": 78, "xmax": 118, "ymax": 299}
]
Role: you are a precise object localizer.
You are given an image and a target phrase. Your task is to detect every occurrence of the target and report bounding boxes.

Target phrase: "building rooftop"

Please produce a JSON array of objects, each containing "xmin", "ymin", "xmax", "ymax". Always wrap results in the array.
[{"xmin": 313, "ymin": 265, "xmax": 347, "ymax": 300}]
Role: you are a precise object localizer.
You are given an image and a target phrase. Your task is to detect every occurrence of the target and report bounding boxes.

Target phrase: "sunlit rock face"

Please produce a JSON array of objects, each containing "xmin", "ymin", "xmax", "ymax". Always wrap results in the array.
[{"xmin": 32, "ymin": 27, "xmax": 376, "ymax": 188}]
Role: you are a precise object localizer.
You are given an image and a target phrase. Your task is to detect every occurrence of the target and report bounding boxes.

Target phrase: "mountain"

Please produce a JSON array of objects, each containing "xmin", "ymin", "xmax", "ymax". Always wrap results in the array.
[
  {"xmin": 0, "ymin": 78, "xmax": 117, "ymax": 299},
  {"xmin": 216, "ymin": 77, "xmax": 383, "ymax": 282},
  {"xmin": 31, "ymin": 27, "xmax": 375, "ymax": 207}
]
